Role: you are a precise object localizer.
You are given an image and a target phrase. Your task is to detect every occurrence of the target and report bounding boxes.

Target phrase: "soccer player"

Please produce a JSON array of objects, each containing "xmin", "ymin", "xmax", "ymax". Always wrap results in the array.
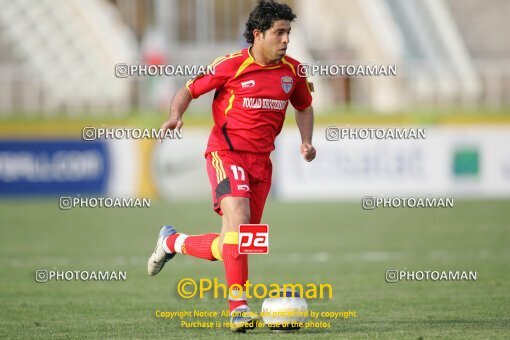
[{"xmin": 147, "ymin": 0, "xmax": 315, "ymax": 332}]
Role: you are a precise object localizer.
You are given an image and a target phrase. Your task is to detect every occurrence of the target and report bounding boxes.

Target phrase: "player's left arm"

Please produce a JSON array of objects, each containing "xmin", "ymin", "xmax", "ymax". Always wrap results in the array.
[
  {"xmin": 290, "ymin": 74, "xmax": 316, "ymax": 162},
  {"xmin": 295, "ymin": 105, "xmax": 316, "ymax": 162}
]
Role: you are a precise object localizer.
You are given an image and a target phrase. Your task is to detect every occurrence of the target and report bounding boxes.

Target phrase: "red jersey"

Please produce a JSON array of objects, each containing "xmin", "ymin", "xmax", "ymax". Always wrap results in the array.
[{"xmin": 186, "ymin": 47, "xmax": 312, "ymax": 154}]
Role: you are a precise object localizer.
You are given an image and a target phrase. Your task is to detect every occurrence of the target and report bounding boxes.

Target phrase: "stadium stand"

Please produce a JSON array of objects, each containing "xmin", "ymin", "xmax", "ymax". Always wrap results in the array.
[{"xmin": 0, "ymin": 0, "xmax": 137, "ymax": 116}]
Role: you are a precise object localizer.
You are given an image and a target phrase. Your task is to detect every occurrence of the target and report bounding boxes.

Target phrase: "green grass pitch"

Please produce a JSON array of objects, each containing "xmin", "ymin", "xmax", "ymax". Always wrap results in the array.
[{"xmin": 1, "ymin": 199, "xmax": 509, "ymax": 339}]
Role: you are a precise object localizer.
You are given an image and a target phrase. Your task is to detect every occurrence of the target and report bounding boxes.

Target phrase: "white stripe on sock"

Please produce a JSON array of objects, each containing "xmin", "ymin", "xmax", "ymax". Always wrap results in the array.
[
  {"xmin": 173, "ymin": 234, "xmax": 188, "ymax": 254},
  {"xmin": 162, "ymin": 236, "xmax": 172, "ymax": 254}
]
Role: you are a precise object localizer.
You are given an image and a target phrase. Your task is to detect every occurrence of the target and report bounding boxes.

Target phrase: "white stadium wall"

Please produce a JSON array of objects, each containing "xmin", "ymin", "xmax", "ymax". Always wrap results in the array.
[
  {"xmin": 150, "ymin": 129, "xmax": 211, "ymax": 201},
  {"xmin": 111, "ymin": 125, "xmax": 510, "ymax": 200},
  {"xmin": 273, "ymin": 126, "xmax": 510, "ymax": 200},
  {"xmin": 2, "ymin": 126, "xmax": 509, "ymax": 200}
]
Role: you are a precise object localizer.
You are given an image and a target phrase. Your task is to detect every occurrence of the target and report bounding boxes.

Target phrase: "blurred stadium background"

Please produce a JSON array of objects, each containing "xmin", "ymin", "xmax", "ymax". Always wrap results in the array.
[
  {"xmin": 1, "ymin": 0, "xmax": 510, "ymax": 114},
  {"xmin": 1, "ymin": 0, "xmax": 509, "ymax": 200},
  {"xmin": 1, "ymin": 0, "xmax": 509, "ymax": 338}
]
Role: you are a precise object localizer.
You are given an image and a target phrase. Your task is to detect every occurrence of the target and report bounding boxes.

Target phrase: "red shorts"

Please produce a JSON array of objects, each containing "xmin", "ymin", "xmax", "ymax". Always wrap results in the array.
[{"xmin": 206, "ymin": 150, "xmax": 272, "ymax": 224}]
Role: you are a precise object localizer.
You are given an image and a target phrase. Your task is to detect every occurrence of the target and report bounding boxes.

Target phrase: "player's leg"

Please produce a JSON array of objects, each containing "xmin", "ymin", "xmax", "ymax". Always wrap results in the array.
[
  {"xmin": 218, "ymin": 196, "xmax": 250, "ymax": 310},
  {"xmin": 205, "ymin": 151, "xmax": 261, "ymax": 331},
  {"xmin": 146, "ymin": 153, "xmax": 229, "ymax": 276},
  {"xmin": 168, "ymin": 151, "xmax": 251, "ymax": 263},
  {"xmin": 221, "ymin": 174, "xmax": 272, "ymax": 329},
  {"xmin": 219, "ymin": 196, "xmax": 260, "ymax": 332},
  {"xmin": 147, "ymin": 150, "xmax": 249, "ymax": 275},
  {"xmin": 219, "ymin": 153, "xmax": 272, "ymax": 332},
  {"xmin": 248, "ymin": 181, "xmax": 270, "ymax": 224},
  {"xmin": 164, "ymin": 232, "xmax": 221, "ymax": 260},
  {"xmin": 248, "ymin": 153, "xmax": 273, "ymax": 225}
]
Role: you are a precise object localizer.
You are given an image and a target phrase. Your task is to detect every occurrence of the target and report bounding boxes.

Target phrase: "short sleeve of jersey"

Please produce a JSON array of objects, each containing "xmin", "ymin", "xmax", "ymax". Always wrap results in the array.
[
  {"xmin": 290, "ymin": 76, "xmax": 313, "ymax": 111},
  {"xmin": 186, "ymin": 58, "xmax": 231, "ymax": 99}
]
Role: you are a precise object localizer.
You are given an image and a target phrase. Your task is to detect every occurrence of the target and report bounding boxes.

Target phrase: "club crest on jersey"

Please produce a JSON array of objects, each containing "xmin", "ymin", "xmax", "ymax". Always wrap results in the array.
[{"xmin": 281, "ymin": 76, "xmax": 293, "ymax": 93}]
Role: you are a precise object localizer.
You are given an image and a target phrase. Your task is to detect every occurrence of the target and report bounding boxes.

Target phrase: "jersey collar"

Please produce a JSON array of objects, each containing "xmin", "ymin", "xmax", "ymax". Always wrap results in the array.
[{"xmin": 247, "ymin": 46, "xmax": 283, "ymax": 68}]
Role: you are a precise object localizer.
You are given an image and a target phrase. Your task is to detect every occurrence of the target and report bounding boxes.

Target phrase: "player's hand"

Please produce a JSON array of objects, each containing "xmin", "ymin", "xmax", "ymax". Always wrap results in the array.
[
  {"xmin": 300, "ymin": 143, "xmax": 316, "ymax": 162},
  {"xmin": 159, "ymin": 118, "xmax": 183, "ymax": 143}
]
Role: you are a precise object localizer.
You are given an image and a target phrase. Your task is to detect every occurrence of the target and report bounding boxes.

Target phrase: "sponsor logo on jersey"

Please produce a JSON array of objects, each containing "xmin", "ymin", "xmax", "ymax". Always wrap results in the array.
[
  {"xmin": 242, "ymin": 97, "xmax": 288, "ymax": 110},
  {"xmin": 241, "ymin": 80, "xmax": 256, "ymax": 88}
]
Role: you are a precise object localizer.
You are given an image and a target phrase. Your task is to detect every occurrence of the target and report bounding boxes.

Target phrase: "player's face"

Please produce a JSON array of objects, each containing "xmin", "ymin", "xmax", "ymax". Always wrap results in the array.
[{"xmin": 260, "ymin": 20, "xmax": 291, "ymax": 61}]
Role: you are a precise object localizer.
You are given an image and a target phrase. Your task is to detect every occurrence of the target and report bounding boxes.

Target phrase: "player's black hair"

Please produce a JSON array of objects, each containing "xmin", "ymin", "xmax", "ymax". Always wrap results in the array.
[{"xmin": 243, "ymin": 0, "xmax": 297, "ymax": 44}]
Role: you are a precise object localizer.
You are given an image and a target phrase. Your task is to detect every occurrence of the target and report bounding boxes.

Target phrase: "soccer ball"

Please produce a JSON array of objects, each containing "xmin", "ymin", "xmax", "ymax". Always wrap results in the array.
[{"xmin": 261, "ymin": 289, "xmax": 308, "ymax": 331}]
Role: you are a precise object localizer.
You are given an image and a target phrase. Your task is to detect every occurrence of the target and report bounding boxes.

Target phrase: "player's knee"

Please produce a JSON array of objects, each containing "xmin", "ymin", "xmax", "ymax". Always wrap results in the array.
[
  {"xmin": 234, "ymin": 209, "xmax": 250, "ymax": 225},
  {"xmin": 222, "ymin": 206, "xmax": 250, "ymax": 228},
  {"xmin": 220, "ymin": 197, "xmax": 250, "ymax": 222},
  {"xmin": 224, "ymin": 212, "xmax": 250, "ymax": 230}
]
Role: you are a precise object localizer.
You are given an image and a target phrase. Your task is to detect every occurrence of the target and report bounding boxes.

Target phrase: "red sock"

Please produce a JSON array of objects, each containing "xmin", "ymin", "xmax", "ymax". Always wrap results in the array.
[
  {"xmin": 165, "ymin": 233, "xmax": 220, "ymax": 261},
  {"xmin": 165, "ymin": 233, "xmax": 180, "ymax": 253},
  {"xmin": 223, "ymin": 231, "xmax": 248, "ymax": 311}
]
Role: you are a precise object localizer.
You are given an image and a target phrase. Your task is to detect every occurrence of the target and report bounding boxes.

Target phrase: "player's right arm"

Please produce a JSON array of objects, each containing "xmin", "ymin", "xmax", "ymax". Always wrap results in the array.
[
  {"xmin": 159, "ymin": 55, "xmax": 231, "ymax": 141},
  {"xmin": 159, "ymin": 87, "xmax": 191, "ymax": 141}
]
